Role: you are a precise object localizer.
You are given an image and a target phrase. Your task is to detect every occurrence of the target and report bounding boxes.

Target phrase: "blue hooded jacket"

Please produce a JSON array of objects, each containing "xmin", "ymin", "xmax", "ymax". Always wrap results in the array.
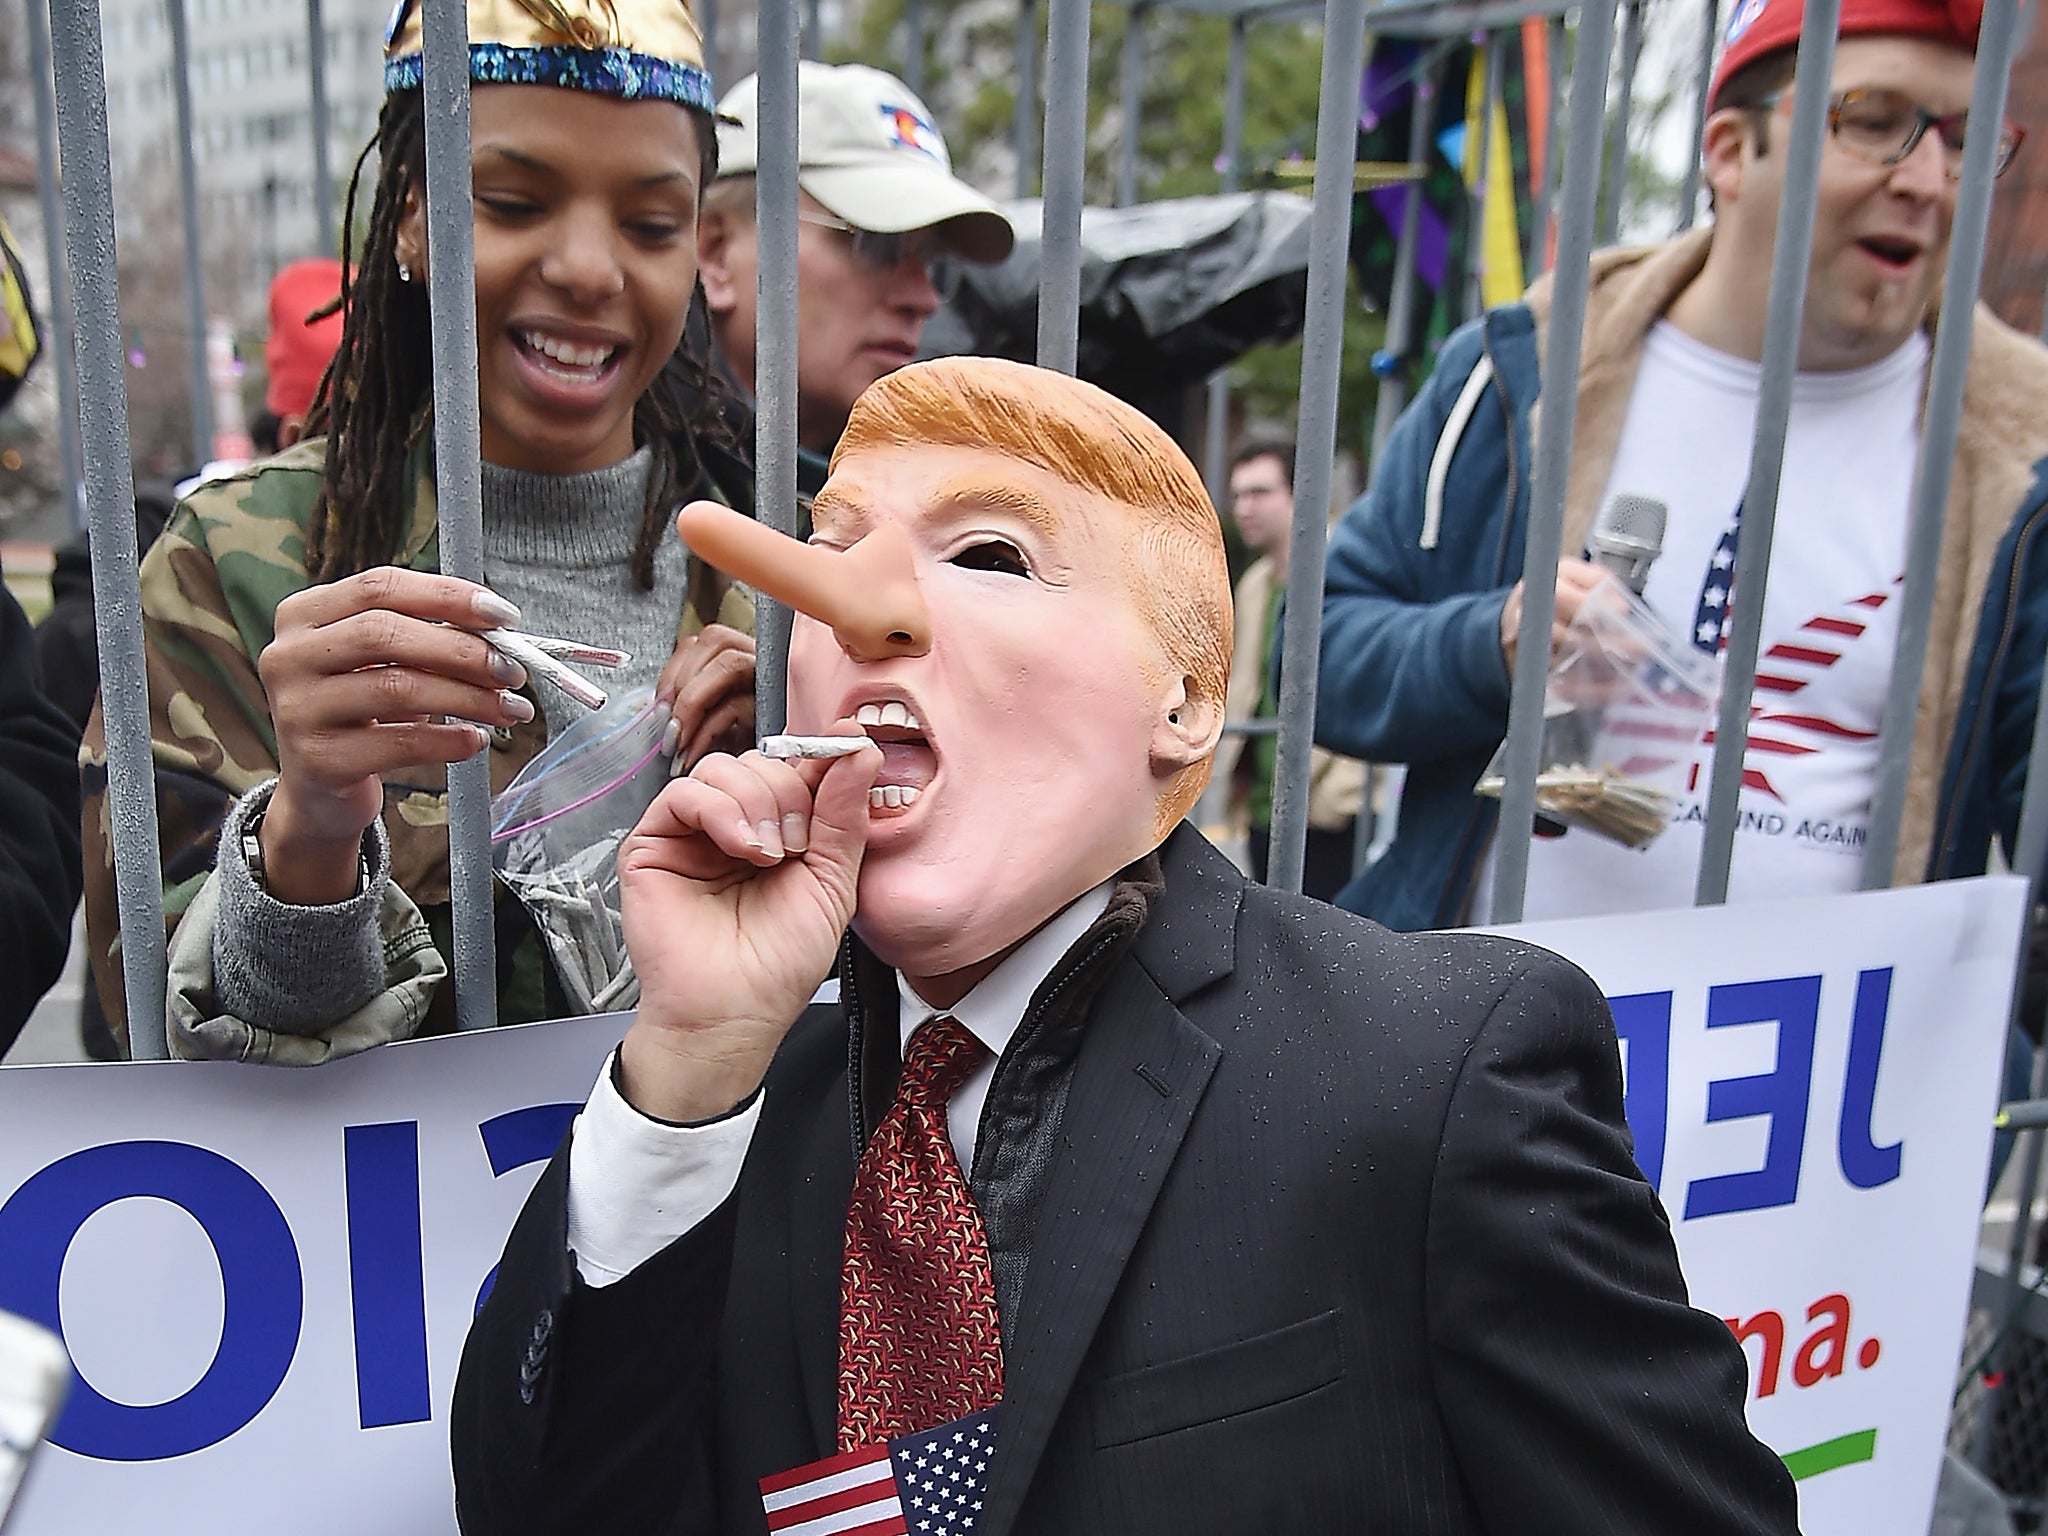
[{"xmin": 1310, "ymin": 235, "xmax": 2048, "ymax": 931}]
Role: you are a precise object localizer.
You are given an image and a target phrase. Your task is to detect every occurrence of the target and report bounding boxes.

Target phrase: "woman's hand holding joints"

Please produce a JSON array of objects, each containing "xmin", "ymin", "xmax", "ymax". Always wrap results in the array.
[{"xmin": 256, "ymin": 566, "xmax": 536, "ymax": 906}]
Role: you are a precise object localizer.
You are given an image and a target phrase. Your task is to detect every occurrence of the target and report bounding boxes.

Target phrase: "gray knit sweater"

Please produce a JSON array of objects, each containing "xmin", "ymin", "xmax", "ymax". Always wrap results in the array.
[{"xmin": 210, "ymin": 449, "xmax": 684, "ymax": 1033}]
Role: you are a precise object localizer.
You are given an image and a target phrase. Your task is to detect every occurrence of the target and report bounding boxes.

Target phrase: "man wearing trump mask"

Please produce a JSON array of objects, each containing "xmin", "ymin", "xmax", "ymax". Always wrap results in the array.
[{"xmin": 453, "ymin": 357, "xmax": 1797, "ymax": 1535}]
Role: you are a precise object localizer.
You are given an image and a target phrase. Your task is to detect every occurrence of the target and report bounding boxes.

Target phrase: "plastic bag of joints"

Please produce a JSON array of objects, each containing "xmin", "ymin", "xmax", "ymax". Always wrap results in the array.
[
  {"xmin": 490, "ymin": 688, "xmax": 671, "ymax": 1014},
  {"xmin": 1475, "ymin": 577, "xmax": 1719, "ymax": 849}
]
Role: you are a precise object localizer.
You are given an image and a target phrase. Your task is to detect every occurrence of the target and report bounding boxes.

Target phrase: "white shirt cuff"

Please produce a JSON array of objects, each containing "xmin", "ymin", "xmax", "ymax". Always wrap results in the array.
[{"xmin": 565, "ymin": 1050, "xmax": 763, "ymax": 1288}]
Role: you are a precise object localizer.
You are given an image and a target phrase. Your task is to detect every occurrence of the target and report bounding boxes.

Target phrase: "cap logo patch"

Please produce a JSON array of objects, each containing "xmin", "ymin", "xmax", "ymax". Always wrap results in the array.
[
  {"xmin": 879, "ymin": 102, "xmax": 945, "ymax": 162},
  {"xmin": 1725, "ymin": 0, "xmax": 1769, "ymax": 45}
]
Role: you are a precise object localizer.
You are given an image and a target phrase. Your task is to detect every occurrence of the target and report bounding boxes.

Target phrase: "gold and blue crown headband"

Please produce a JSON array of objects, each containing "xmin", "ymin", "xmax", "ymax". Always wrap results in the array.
[{"xmin": 383, "ymin": 0, "xmax": 715, "ymax": 110}]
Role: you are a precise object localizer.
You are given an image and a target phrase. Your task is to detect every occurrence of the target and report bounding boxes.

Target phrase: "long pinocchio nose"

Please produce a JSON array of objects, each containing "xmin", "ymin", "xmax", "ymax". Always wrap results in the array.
[{"xmin": 674, "ymin": 501, "xmax": 932, "ymax": 661}]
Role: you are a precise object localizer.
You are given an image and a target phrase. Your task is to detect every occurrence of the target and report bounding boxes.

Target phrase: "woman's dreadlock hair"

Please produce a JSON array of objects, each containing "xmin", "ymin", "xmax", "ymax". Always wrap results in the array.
[{"xmin": 304, "ymin": 88, "xmax": 743, "ymax": 593}]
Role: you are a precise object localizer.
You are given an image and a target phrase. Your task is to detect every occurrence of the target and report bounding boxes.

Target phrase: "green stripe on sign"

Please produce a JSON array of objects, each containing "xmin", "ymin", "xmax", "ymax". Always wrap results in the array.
[{"xmin": 1781, "ymin": 1428, "xmax": 1878, "ymax": 1481}]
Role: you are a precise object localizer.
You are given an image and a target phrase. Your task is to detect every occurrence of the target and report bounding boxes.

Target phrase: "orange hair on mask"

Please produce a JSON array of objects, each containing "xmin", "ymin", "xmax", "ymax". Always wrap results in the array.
[{"xmin": 834, "ymin": 357, "xmax": 1233, "ymax": 830}]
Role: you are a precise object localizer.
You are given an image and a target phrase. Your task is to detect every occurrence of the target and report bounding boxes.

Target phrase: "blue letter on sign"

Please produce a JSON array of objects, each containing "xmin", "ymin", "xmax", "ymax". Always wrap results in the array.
[
  {"xmin": 1609, "ymin": 990, "xmax": 1672, "ymax": 1191},
  {"xmin": 344, "ymin": 1122, "xmax": 429, "ymax": 1429},
  {"xmin": 472, "ymin": 1103, "xmax": 582, "ymax": 1315},
  {"xmin": 1839, "ymin": 967, "xmax": 1904, "ymax": 1189},
  {"xmin": 1683, "ymin": 976, "xmax": 1821, "ymax": 1220},
  {"xmin": 0, "ymin": 1141, "xmax": 302, "ymax": 1460}
]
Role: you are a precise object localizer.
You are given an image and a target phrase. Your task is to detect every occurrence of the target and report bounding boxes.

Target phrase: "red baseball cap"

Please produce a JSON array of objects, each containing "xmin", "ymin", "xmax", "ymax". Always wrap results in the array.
[
  {"xmin": 263, "ymin": 257, "xmax": 345, "ymax": 419},
  {"xmin": 1709, "ymin": 0, "xmax": 1982, "ymax": 110}
]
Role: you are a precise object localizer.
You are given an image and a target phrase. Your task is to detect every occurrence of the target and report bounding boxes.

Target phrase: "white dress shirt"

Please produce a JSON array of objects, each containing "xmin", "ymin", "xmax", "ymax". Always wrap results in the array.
[{"xmin": 567, "ymin": 884, "xmax": 1114, "ymax": 1286}]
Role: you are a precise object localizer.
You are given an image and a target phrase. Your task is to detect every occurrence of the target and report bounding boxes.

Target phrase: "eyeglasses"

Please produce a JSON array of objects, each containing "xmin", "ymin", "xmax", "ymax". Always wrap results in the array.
[
  {"xmin": 796, "ymin": 211, "xmax": 955, "ymax": 290},
  {"xmin": 1758, "ymin": 86, "xmax": 2024, "ymax": 179}
]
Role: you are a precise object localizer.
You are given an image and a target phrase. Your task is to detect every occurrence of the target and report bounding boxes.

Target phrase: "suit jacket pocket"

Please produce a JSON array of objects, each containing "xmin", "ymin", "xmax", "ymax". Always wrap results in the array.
[{"xmin": 1090, "ymin": 1308, "xmax": 1344, "ymax": 1448}]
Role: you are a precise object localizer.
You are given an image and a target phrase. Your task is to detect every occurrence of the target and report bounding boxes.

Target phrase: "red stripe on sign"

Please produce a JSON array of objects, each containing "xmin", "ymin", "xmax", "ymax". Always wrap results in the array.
[
  {"xmin": 1850, "ymin": 592, "xmax": 1889, "ymax": 609},
  {"xmin": 773, "ymin": 1477, "xmax": 902, "ymax": 1527},
  {"xmin": 1753, "ymin": 674, "xmax": 1803, "ymax": 693},
  {"xmin": 1763, "ymin": 643, "xmax": 1841, "ymax": 667},
  {"xmin": 1804, "ymin": 616, "xmax": 1866, "ymax": 638},
  {"xmin": 760, "ymin": 1444, "xmax": 891, "ymax": 1496}
]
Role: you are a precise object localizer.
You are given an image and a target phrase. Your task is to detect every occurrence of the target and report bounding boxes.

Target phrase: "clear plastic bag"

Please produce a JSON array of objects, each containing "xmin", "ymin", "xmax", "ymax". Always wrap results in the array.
[
  {"xmin": 490, "ymin": 688, "xmax": 670, "ymax": 1013},
  {"xmin": 1476, "ymin": 579, "xmax": 1720, "ymax": 849}
]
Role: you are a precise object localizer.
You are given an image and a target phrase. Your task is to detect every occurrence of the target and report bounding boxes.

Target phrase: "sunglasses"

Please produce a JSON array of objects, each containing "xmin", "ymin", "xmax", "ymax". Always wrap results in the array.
[
  {"xmin": 797, "ymin": 212, "xmax": 957, "ymax": 292},
  {"xmin": 1758, "ymin": 86, "xmax": 2024, "ymax": 179}
]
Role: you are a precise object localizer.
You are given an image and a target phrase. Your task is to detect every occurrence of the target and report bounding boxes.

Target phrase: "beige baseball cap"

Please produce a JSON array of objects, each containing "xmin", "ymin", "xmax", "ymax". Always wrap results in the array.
[{"xmin": 716, "ymin": 61, "xmax": 1015, "ymax": 265}]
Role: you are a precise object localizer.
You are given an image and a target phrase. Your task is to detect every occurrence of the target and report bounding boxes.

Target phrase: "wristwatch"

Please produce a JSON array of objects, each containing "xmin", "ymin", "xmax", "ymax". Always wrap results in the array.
[{"xmin": 241, "ymin": 803, "xmax": 372, "ymax": 900}]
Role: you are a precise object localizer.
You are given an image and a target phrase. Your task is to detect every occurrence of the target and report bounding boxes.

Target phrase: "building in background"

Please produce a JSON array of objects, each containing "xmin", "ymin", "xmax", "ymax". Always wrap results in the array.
[{"xmin": 96, "ymin": 0, "xmax": 388, "ymax": 286}]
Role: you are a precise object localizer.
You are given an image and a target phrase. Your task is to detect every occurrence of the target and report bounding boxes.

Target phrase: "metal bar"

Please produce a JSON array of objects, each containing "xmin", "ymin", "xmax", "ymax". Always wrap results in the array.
[
  {"xmin": 1370, "ymin": 55, "xmax": 1438, "ymax": 467},
  {"xmin": 1488, "ymin": 0, "xmax": 1620, "ymax": 924},
  {"xmin": 755, "ymin": 0, "xmax": 801, "ymax": 737},
  {"xmin": 805, "ymin": 0, "xmax": 822, "ymax": 60},
  {"xmin": 1598, "ymin": 0, "xmax": 1644, "ymax": 246},
  {"xmin": 1997, "ymin": 1097, "xmax": 2048, "ymax": 1133},
  {"xmin": 2016, "ymin": 637, "xmax": 2048, "ymax": 889},
  {"xmin": 1203, "ymin": 14, "xmax": 1251, "ymax": 509},
  {"xmin": 701, "ymin": 0, "xmax": 720, "ymax": 91},
  {"xmin": 1860, "ymin": 0, "xmax": 2022, "ymax": 889},
  {"xmin": 48, "ymin": 0, "xmax": 169, "ymax": 1057},
  {"xmin": 1693, "ymin": 1, "xmax": 1841, "ymax": 906},
  {"xmin": 164, "ymin": 0, "xmax": 215, "ymax": 467},
  {"xmin": 903, "ymin": 0, "xmax": 926, "ymax": 97},
  {"xmin": 1037, "ymin": 0, "xmax": 1091, "ymax": 373},
  {"xmin": 1463, "ymin": 33, "xmax": 1499, "ymax": 324},
  {"xmin": 419, "ymin": 0, "xmax": 496, "ymax": 1031},
  {"xmin": 1529, "ymin": 13, "xmax": 1565, "ymax": 277},
  {"xmin": 1268, "ymin": 0, "xmax": 1369, "ymax": 896},
  {"xmin": 1976, "ymin": 1033, "xmax": 2048, "ymax": 1467},
  {"xmin": 25, "ymin": 0, "xmax": 82, "ymax": 532},
  {"xmin": 1118, "ymin": 5, "xmax": 1149, "ymax": 208},
  {"xmin": 1676, "ymin": 0, "xmax": 1720, "ymax": 232},
  {"xmin": 1015, "ymin": 0, "xmax": 1041, "ymax": 199},
  {"xmin": 307, "ymin": 0, "xmax": 336, "ymax": 258}
]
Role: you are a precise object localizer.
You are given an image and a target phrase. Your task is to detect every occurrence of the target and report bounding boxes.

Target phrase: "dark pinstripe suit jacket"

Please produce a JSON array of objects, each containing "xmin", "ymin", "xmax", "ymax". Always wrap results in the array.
[{"xmin": 451, "ymin": 826, "xmax": 1800, "ymax": 1535}]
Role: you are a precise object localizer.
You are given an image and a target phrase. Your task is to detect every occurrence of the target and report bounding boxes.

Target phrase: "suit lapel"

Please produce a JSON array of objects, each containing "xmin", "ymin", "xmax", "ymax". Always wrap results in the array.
[
  {"xmin": 789, "ymin": 1097, "xmax": 855, "ymax": 1453},
  {"xmin": 977, "ymin": 966, "xmax": 1223, "ymax": 1535}
]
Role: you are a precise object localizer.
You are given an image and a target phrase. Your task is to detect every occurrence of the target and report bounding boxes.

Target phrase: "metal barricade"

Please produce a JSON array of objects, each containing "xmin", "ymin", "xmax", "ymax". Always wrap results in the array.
[{"xmin": 28, "ymin": 0, "xmax": 2048, "ymax": 1520}]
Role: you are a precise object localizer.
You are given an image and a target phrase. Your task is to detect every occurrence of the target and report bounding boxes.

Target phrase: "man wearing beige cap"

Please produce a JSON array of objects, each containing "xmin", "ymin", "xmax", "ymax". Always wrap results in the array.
[{"xmin": 700, "ymin": 61, "xmax": 1014, "ymax": 485}]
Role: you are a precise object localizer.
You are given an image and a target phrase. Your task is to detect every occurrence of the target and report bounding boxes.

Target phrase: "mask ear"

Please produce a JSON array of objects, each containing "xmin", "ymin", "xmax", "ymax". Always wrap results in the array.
[{"xmin": 1151, "ymin": 673, "xmax": 1223, "ymax": 780}]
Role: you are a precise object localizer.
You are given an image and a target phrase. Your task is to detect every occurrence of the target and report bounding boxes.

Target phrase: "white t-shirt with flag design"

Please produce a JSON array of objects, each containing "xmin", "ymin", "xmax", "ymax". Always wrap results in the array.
[{"xmin": 1512, "ymin": 320, "xmax": 1928, "ymax": 921}]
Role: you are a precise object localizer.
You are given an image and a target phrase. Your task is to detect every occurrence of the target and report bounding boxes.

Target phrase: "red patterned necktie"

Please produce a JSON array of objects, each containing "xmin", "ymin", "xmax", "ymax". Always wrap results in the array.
[{"xmin": 837, "ymin": 1014, "xmax": 1005, "ymax": 1450}]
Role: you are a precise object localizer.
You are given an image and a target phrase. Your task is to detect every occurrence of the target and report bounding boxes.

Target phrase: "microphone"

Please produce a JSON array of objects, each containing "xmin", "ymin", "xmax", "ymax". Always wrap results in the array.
[{"xmin": 1588, "ymin": 491, "xmax": 1667, "ymax": 595}]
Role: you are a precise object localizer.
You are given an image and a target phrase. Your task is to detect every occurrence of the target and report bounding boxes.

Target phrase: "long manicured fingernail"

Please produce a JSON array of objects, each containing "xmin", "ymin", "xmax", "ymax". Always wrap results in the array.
[
  {"xmin": 781, "ymin": 812, "xmax": 809, "ymax": 853},
  {"xmin": 488, "ymin": 650, "xmax": 526, "ymax": 686},
  {"xmin": 660, "ymin": 716, "xmax": 681, "ymax": 757},
  {"xmin": 473, "ymin": 590, "xmax": 522, "ymax": 627},
  {"xmin": 755, "ymin": 819, "xmax": 784, "ymax": 859},
  {"xmin": 500, "ymin": 690, "xmax": 535, "ymax": 723}
]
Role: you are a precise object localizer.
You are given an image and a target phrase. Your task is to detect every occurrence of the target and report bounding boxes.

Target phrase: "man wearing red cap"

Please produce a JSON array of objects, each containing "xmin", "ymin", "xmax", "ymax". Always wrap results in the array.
[
  {"xmin": 258, "ymin": 256, "xmax": 345, "ymax": 453},
  {"xmin": 1313, "ymin": 0, "xmax": 2048, "ymax": 933}
]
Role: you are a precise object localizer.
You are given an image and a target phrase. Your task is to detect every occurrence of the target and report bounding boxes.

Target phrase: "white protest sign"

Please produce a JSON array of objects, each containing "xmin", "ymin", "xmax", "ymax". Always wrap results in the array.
[
  {"xmin": 0, "ymin": 1011, "xmax": 622, "ymax": 1534},
  {"xmin": 0, "ymin": 880, "xmax": 2023, "ymax": 1534},
  {"xmin": 1493, "ymin": 874, "xmax": 2026, "ymax": 1536}
]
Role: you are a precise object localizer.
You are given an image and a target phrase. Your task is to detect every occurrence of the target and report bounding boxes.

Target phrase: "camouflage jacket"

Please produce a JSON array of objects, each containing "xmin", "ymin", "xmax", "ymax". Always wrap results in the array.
[{"xmin": 83, "ymin": 428, "xmax": 757, "ymax": 1054}]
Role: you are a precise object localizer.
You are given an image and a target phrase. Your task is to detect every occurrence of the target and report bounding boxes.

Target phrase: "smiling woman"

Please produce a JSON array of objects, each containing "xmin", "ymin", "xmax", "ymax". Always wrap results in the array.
[{"xmin": 78, "ymin": 0, "xmax": 763, "ymax": 1062}]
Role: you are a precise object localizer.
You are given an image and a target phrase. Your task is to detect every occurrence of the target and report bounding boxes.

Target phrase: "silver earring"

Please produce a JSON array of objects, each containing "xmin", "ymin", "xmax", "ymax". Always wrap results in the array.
[{"xmin": 397, "ymin": 260, "xmax": 412, "ymax": 283}]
